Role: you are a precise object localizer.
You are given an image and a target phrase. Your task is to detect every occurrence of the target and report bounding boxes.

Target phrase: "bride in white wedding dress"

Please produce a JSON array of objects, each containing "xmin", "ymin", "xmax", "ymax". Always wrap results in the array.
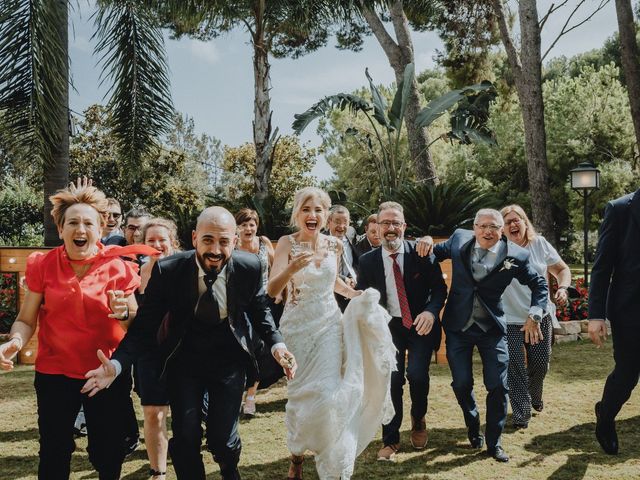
[{"xmin": 268, "ymin": 187, "xmax": 396, "ymax": 480}]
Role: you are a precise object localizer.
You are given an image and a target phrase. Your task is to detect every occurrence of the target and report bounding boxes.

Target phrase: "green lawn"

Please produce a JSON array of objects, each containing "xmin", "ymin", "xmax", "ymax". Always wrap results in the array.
[{"xmin": 1, "ymin": 340, "xmax": 638, "ymax": 479}]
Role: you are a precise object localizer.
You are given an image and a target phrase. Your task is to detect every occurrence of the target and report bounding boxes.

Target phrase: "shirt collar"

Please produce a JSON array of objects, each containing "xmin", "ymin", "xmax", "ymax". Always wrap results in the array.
[
  {"xmin": 381, "ymin": 241, "xmax": 405, "ymax": 258},
  {"xmin": 474, "ymin": 239, "xmax": 501, "ymax": 254}
]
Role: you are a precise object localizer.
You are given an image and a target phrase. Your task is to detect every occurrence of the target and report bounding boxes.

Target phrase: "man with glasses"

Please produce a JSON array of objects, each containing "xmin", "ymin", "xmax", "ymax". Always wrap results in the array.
[
  {"xmin": 417, "ymin": 208, "xmax": 547, "ymax": 462},
  {"xmin": 357, "ymin": 201, "xmax": 447, "ymax": 461},
  {"xmin": 102, "ymin": 198, "xmax": 127, "ymax": 246},
  {"xmin": 327, "ymin": 205, "xmax": 359, "ymax": 312},
  {"xmin": 124, "ymin": 206, "xmax": 151, "ymax": 245}
]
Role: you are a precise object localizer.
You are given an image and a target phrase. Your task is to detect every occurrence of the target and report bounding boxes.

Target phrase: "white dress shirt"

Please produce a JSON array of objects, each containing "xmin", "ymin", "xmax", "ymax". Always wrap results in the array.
[{"xmin": 381, "ymin": 243, "xmax": 405, "ymax": 318}]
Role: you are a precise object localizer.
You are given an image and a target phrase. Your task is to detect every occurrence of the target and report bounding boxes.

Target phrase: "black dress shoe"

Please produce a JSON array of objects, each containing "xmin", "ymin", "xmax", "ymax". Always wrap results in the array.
[
  {"xmin": 487, "ymin": 446, "xmax": 509, "ymax": 462},
  {"xmin": 595, "ymin": 402, "xmax": 619, "ymax": 455},
  {"xmin": 468, "ymin": 427, "xmax": 485, "ymax": 449},
  {"xmin": 512, "ymin": 422, "xmax": 528, "ymax": 430}
]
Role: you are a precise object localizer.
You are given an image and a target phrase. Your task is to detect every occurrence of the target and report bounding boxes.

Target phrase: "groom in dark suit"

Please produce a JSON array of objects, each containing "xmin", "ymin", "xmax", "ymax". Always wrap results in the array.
[
  {"xmin": 425, "ymin": 208, "xmax": 547, "ymax": 462},
  {"xmin": 84, "ymin": 207, "xmax": 295, "ymax": 480},
  {"xmin": 357, "ymin": 201, "xmax": 447, "ymax": 461},
  {"xmin": 588, "ymin": 188, "xmax": 640, "ymax": 455}
]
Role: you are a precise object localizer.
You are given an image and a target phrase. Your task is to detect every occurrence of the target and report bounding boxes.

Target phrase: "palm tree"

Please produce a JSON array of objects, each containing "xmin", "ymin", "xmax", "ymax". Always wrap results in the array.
[{"xmin": 0, "ymin": 0, "xmax": 173, "ymax": 245}]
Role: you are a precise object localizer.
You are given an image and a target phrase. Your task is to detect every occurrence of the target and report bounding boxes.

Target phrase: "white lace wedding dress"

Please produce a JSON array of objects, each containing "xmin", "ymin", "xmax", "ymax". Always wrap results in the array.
[{"xmin": 279, "ymin": 236, "xmax": 396, "ymax": 480}]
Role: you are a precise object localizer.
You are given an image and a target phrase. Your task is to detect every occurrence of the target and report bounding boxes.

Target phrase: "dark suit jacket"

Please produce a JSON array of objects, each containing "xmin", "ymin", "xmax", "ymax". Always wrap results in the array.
[
  {"xmin": 112, "ymin": 250, "xmax": 283, "ymax": 377},
  {"xmin": 589, "ymin": 189, "xmax": 640, "ymax": 325},
  {"xmin": 356, "ymin": 240, "xmax": 448, "ymax": 348},
  {"xmin": 354, "ymin": 237, "xmax": 377, "ymax": 258},
  {"xmin": 434, "ymin": 229, "xmax": 548, "ymax": 335}
]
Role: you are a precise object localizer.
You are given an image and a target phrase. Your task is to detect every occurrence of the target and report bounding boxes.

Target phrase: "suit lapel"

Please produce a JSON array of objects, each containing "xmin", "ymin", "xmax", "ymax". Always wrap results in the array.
[
  {"xmin": 373, "ymin": 248, "xmax": 387, "ymax": 305},
  {"xmin": 189, "ymin": 254, "xmax": 200, "ymax": 312},
  {"xmin": 226, "ymin": 256, "xmax": 236, "ymax": 323},
  {"xmin": 479, "ymin": 236, "xmax": 509, "ymax": 282},
  {"xmin": 461, "ymin": 237, "xmax": 475, "ymax": 279},
  {"xmin": 402, "ymin": 240, "xmax": 413, "ymax": 283},
  {"xmin": 630, "ymin": 189, "xmax": 640, "ymax": 229}
]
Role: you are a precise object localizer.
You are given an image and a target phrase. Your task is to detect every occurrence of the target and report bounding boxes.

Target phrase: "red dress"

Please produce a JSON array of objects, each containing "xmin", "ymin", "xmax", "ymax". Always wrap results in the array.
[{"xmin": 25, "ymin": 244, "xmax": 142, "ymax": 379}]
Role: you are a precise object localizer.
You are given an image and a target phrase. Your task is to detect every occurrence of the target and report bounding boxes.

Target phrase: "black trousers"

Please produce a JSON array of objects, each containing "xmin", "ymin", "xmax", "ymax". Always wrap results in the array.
[
  {"xmin": 34, "ymin": 371, "xmax": 132, "ymax": 480},
  {"xmin": 599, "ymin": 321, "xmax": 640, "ymax": 422},
  {"xmin": 167, "ymin": 359, "xmax": 247, "ymax": 480},
  {"xmin": 382, "ymin": 317, "xmax": 436, "ymax": 446}
]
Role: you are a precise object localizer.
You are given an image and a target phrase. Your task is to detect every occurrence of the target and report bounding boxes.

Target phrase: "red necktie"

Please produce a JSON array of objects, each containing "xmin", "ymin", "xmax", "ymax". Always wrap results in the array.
[{"xmin": 390, "ymin": 253, "xmax": 413, "ymax": 329}]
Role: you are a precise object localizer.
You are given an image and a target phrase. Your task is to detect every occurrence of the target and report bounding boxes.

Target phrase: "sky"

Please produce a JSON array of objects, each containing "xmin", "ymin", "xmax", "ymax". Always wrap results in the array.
[{"xmin": 68, "ymin": 1, "xmax": 620, "ymax": 180}]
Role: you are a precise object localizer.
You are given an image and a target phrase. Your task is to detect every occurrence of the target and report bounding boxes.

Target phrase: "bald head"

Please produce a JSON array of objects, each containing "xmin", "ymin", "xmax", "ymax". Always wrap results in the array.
[
  {"xmin": 196, "ymin": 206, "xmax": 236, "ymax": 231},
  {"xmin": 193, "ymin": 206, "xmax": 238, "ymax": 273}
]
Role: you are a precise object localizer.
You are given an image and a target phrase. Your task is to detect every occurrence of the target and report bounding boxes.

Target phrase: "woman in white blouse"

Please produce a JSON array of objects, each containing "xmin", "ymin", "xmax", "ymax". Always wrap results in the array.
[{"xmin": 501, "ymin": 205, "xmax": 572, "ymax": 429}]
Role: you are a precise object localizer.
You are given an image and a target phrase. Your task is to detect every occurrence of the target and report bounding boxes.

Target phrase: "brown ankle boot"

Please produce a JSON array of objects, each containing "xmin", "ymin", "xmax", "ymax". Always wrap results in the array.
[
  {"xmin": 410, "ymin": 416, "xmax": 428, "ymax": 449},
  {"xmin": 287, "ymin": 454, "xmax": 304, "ymax": 480}
]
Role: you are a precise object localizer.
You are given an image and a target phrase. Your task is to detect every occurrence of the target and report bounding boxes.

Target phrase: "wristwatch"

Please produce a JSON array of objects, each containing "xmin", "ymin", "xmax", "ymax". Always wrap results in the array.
[{"xmin": 529, "ymin": 313, "xmax": 542, "ymax": 323}]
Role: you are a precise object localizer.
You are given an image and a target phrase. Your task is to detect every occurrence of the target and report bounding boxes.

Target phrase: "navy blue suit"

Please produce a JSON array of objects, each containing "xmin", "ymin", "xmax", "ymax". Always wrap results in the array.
[
  {"xmin": 589, "ymin": 189, "xmax": 640, "ymax": 422},
  {"xmin": 434, "ymin": 229, "xmax": 547, "ymax": 449},
  {"xmin": 357, "ymin": 240, "xmax": 447, "ymax": 445}
]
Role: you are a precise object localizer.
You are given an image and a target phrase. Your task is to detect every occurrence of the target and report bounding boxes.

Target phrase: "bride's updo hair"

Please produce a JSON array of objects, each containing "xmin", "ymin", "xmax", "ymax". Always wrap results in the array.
[{"xmin": 290, "ymin": 187, "xmax": 331, "ymax": 230}]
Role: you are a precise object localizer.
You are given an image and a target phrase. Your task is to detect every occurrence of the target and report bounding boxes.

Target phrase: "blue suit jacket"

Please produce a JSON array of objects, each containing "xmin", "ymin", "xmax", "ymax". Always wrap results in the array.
[
  {"xmin": 589, "ymin": 189, "xmax": 640, "ymax": 325},
  {"xmin": 434, "ymin": 229, "xmax": 548, "ymax": 334}
]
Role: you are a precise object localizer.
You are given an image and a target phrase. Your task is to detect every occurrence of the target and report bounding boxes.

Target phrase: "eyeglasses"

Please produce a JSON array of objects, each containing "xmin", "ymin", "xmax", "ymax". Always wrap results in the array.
[
  {"xmin": 379, "ymin": 221, "xmax": 404, "ymax": 229},
  {"xmin": 475, "ymin": 223, "xmax": 502, "ymax": 232},
  {"xmin": 504, "ymin": 218, "xmax": 522, "ymax": 226}
]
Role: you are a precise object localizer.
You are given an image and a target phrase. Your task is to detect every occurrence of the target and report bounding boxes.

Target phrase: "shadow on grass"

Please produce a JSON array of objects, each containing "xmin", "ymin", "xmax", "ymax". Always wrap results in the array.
[
  {"xmin": 522, "ymin": 415, "xmax": 640, "ymax": 480},
  {"xmin": 0, "ymin": 427, "xmax": 39, "ymax": 443}
]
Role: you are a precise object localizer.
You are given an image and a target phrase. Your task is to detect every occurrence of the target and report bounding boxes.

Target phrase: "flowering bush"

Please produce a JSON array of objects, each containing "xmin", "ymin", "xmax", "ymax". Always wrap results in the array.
[
  {"xmin": 0, "ymin": 272, "xmax": 18, "ymax": 333},
  {"xmin": 554, "ymin": 277, "xmax": 589, "ymax": 321}
]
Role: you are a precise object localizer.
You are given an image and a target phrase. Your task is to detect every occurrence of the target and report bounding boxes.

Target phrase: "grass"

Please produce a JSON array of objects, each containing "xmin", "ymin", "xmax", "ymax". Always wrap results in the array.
[{"xmin": 1, "ymin": 341, "xmax": 639, "ymax": 479}]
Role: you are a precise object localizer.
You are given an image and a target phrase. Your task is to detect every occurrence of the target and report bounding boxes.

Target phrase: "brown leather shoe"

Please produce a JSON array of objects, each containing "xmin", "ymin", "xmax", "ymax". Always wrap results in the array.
[
  {"xmin": 287, "ymin": 454, "xmax": 304, "ymax": 480},
  {"xmin": 377, "ymin": 443, "xmax": 400, "ymax": 461},
  {"xmin": 410, "ymin": 416, "xmax": 428, "ymax": 449}
]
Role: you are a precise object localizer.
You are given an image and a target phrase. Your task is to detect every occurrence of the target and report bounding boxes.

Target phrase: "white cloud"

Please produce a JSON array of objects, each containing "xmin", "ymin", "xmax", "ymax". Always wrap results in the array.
[{"xmin": 188, "ymin": 40, "xmax": 219, "ymax": 65}]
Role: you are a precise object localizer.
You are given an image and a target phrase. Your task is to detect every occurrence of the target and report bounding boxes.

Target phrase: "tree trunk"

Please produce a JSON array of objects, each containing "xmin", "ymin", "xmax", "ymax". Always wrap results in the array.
[
  {"xmin": 362, "ymin": 1, "xmax": 438, "ymax": 184},
  {"xmin": 44, "ymin": 0, "xmax": 70, "ymax": 246},
  {"xmin": 252, "ymin": 0, "xmax": 274, "ymax": 203},
  {"xmin": 615, "ymin": 0, "xmax": 640, "ymax": 156},
  {"xmin": 493, "ymin": 0, "xmax": 555, "ymax": 243}
]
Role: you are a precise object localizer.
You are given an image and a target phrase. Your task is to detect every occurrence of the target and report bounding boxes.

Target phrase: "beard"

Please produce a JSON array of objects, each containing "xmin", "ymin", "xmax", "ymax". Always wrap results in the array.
[
  {"xmin": 197, "ymin": 251, "xmax": 227, "ymax": 273},
  {"xmin": 382, "ymin": 235, "xmax": 403, "ymax": 251}
]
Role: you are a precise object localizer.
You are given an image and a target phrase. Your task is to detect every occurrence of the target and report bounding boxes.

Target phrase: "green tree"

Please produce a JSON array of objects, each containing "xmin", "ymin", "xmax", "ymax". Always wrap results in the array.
[
  {"xmin": 221, "ymin": 135, "xmax": 316, "ymax": 204},
  {"xmin": 0, "ymin": 1, "xmax": 173, "ymax": 245},
  {"xmin": 69, "ymin": 105, "xmax": 214, "ymax": 242}
]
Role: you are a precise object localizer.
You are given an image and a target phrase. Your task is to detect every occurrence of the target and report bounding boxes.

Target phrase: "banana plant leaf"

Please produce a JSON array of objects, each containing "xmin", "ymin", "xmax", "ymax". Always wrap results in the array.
[
  {"xmin": 365, "ymin": 67, "xmax": 391, "ymax": 129},
  {"xmin": 415, "ymin": 80, "xmax": 496, "ymax": 129},
  {"xmin": 292, "ymin": 93, "xmax": 371, "ymax": 134},
  {"xmin": 388, "ymin": 63, "xmax": 414, "ymax": 131}
]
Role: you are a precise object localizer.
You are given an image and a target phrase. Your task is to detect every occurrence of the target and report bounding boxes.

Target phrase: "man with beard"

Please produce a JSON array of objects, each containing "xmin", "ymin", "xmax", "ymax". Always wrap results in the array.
[
  {"xmin": 83, "ymin": 206, "xmax": 296, "ymax": 480},
  {"xmin": 356, "ymin": 201, "xmax": 447, "ymax": 461}
]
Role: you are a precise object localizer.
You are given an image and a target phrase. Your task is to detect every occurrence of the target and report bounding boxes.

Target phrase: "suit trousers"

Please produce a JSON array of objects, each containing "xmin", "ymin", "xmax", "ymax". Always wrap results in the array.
[
  {"xmin": 446, "ymin": 325, "xmax": 509, "ymax": 448},
  {"xmin": 599, "ymin": 320, "xmax": 640, "ymax": 422},
  {"xmin": 34, "ymin": 371, "xmax": 131, "ymax": 480},
  {"xmin": 382, "ymin": 317, "xmax": 435, "ymax": 446},
  {"xmin": 167, "ymin": 358, "xmax": 247, "ymax": 480},
  {"xmin": 506, "ymin": 316, "xmax": 553, "ymax": 424}
]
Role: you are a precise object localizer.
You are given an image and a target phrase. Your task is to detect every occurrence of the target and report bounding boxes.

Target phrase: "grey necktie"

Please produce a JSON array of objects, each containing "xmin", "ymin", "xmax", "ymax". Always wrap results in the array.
[{"xmin": 472, "ymin": 248, "xmax": 490, "ymax": 281}]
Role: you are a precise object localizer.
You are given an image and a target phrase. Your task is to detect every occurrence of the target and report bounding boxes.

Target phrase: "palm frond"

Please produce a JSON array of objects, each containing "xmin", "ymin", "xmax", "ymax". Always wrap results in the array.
[
  {"xmin": 0, "ymin": 0, "xmax": 68, "ymax": 166},
  {"xmin": 292, "ymin": 93, "xmax": 371, "ymax": 134},
  {"xmin": 93, "ymin": 0, "xmax": 173, "ymax": 163}
]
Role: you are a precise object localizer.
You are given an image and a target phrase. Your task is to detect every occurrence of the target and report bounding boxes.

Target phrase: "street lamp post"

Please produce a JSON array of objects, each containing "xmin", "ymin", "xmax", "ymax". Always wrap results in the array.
[{"xmin": 569, "ymin": 162, "xmax": 600, "ymax": 288}]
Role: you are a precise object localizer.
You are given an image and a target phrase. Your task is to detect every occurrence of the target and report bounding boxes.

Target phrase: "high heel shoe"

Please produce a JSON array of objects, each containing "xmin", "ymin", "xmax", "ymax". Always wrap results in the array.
[{"xmin": 287, "ymin": 454, "xmax": 304, "ymax": 480}]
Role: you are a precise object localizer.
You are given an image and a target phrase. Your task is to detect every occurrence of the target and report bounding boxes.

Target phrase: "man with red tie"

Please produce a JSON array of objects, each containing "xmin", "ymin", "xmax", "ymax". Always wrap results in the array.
[{"xmin": 356, "ymin": 201, "xmax": 447, "ymax": 461}]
